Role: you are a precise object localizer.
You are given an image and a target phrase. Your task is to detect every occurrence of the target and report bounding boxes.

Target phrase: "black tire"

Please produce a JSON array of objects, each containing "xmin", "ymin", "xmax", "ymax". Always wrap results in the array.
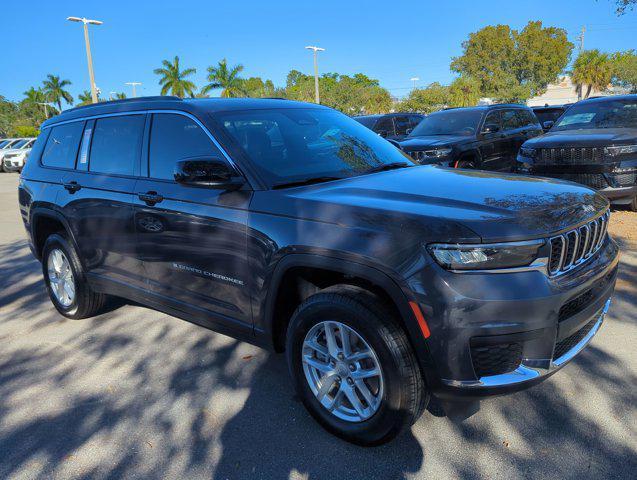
[
  {"xmin": 41, "ymin": 233, "xmax": 106, "ymax": 319},
  {"xmin": 286, "ymin": 285, "xmax": 428, "ymax": 446}
]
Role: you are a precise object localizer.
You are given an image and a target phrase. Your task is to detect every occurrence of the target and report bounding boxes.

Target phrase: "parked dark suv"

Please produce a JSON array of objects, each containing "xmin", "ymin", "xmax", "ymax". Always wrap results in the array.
[
  {"xmin": 19, "ymin": 97, "xmax": 618, "ymax": 445},
  {"xmin": 518, "ymin": 95, "xmax": 637, "ymax": 211},
  {"xmin": 399, "ymin": 104, "xmax": 543, "ymax": 171},
  {"xmin": 354, "ymin": 113, "xmax": 424, "ymax": 140}
]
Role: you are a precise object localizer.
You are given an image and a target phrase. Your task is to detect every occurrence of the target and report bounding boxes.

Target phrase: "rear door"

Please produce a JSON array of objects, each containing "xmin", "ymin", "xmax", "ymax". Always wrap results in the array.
[
  {"xmin": 133, "ymin": 112, "xmax": 252, "ymax": 330},
  {"xmin": 58, "ymin": 114, "xmax": 145, "ymax": 289},
  {"xmin": 478, "ymin": 110, "xmax": 509, "ymax": 171}
]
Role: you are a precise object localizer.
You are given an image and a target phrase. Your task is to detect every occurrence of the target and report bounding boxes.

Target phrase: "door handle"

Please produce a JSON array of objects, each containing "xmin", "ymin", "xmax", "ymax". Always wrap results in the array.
[
  {"xmin": 138, "ymin": 191, "xmax": 164, "ymax": 206},
  {"xmin": 63, "ymin": 181, "xmax": 81, "ymax": 193}
]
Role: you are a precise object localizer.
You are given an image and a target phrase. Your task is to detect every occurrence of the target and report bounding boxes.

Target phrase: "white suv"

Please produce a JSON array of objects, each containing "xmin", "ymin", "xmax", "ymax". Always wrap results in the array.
[{"xmin": 1, "ymin": 138, "xmax": 35, "ymax": 172}]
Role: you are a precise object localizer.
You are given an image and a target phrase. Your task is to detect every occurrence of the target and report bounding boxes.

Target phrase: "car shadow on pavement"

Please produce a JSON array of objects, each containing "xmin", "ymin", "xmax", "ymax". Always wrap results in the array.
[{"xmin": 0, "ymin": 238, "xmax": 636, "ymax": 479}]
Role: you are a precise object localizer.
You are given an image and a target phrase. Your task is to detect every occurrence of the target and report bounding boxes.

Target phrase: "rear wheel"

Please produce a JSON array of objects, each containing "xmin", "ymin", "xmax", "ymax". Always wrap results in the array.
[
  {"xmin": 42, "ymin": 233, "xmax": 106, "ymax": 319},
  {"xmin": 286, "ymin": 285, "xmax": 428, "ymax": 445}
]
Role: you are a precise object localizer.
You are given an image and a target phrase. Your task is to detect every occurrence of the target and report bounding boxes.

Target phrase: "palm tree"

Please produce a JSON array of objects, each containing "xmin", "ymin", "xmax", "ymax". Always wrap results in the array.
[
  {"xmin": 42, "ymin": 74, "xmax": 73, "ymax": 110},
  {"xmin": 572, "ymin": 50, "xmax": 613, "ymax": 99},
  {"xmin": 77, "ymin": 90, "xmax": 93, "ymax": 106},
  {"xmin": 153, "ymin": 56, "xmax": 197, "ymax": 98},
  {"xmin": 448, "ymin": 76, "xmax": 481, "ymax": 107},
  {"xmin": 203, "ymin": 59, "xmax": 245, "ymax": 97},
  {"xmin": 23, "ymin": 87, "xmax": 46, "ymax": 104}
]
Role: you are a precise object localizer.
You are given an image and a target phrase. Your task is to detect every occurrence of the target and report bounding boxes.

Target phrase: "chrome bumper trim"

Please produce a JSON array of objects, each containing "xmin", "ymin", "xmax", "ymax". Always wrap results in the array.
[{"xmin": 442, "ymin": 298, "xmax": 611, "ymax": 389}]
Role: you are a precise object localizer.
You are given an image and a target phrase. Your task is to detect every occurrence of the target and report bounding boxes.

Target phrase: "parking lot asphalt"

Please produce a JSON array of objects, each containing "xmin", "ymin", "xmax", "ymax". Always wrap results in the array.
[{"xmin": 0, "ymin": 173, "xmax": 635, "ymax": 480}]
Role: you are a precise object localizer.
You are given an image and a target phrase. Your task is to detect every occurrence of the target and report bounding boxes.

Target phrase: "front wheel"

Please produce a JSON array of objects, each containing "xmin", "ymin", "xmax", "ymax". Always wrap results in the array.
[{"xmin": 286, "ymin": 285, "xmax": 428, "ymax": 445}]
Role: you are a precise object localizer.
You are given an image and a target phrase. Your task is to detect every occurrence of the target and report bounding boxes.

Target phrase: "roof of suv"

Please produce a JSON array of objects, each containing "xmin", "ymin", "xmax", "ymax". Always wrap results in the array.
[
  {"xmin": 441, "ymin": 104, "xmax": 528, "ymax": 113},
  {"xmin": 41, "ymin": 96, "xmax": 324, "ymax": 129},
  {"xmin": 575, "ymin": 93, "xmax": 636, "ymax": 105}
]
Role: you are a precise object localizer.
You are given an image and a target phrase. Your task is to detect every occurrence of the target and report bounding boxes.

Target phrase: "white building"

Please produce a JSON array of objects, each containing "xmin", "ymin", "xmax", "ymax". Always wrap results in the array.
[{"xmin": 526, "ymin": 75, "xmax": 627, "ymax": 107}]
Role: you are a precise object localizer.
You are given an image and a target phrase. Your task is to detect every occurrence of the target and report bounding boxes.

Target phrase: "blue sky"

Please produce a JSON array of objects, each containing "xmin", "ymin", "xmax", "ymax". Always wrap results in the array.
[{"xmin": 4, "ymin": 0, "xmax": 636, "ymax": 104}]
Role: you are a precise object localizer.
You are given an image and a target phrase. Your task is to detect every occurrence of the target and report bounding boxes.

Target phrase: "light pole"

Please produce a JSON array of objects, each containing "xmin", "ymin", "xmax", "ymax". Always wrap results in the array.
[
  {"xmin": 305, "ymin": 45, "xmax": 325, "ymax": 104},
  {"xmin": 125, "ymin": 82, "xmax": 142, "ymax": 97},
  {"xmin": 410, "ymin": 77, "xmax": 420, "ymax": 91},
  {"xmin": 36, "ymin": 102, "xmax": 50, "ymax": 118},
  {"xmin": 67, "ymin": 16, "xmax": 102, "ymax": 104}
]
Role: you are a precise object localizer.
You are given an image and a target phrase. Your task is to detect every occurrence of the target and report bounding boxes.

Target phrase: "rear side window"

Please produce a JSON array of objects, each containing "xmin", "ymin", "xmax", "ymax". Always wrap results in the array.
[
  {"xmin": 149, "ymin": 113, "xmax": 220, "ymax": 180},
  {"xmin": 89, "ymin": 115, "xmax": 145, "ymax": 176},
  {"xmin": 41, "ymin": 122, "xmax": 84, "ymax": 169}
]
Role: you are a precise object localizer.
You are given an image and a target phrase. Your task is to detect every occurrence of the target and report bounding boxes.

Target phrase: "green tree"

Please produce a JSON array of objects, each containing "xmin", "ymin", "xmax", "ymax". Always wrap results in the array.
[
  {"xmin": 571, "ymin": 49, "xmax": 613, "ymax": 99},
  {"xmin": 615, "ymin": 0, "xmax": 636, "ymax": 14},
  {"xmin": 397, "ymin": 83, "xmax": 449, "ymax": 113},
  {"xmin": 203, "ymin": 59, "xmax": 245, "ymax": 97},
  {"xmin": 451, "ymin": 21, "xmax": 573, "ymax": 102},
  {"xmin": 153, "ymin": 56, "xmax": 197, "ymax": 98},
  {"xmin": 448, "ymin": 76, "xmax": 481, "ymax": 107},
  {"xmin": 42, "ymin": 74, "xmax": 73, "ymax": 110},
  {"xmin": 14, "ymin": 125, "xmax": 39, "ymax": 137},
  {"xmin": 611, "ymin": 50, "xmax": 637, "ymax": 93},
  {"xmin": 112, "ymin": 92, "xmax": 127, "ymax": 100},
  {"xmin": 23, "ymin": 87, "xmax": 46, "ymax": 105},
  {"xmin": 240, "ymin": 77, "xmax": 276, "ymax": 97},
  {"xmin": 77, "ymin": 90, "xmax": 93, "ymax": 106}
]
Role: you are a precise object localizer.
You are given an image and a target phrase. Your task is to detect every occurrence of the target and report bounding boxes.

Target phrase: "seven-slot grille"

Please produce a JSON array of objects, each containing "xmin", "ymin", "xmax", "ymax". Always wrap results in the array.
[
  {"xmin": 537, "ymin": 147, "xmax": 604, "ymax": 165},
  {"xmin": 548, "ymin": 210, "xmax": 610, "ymax": 276}
]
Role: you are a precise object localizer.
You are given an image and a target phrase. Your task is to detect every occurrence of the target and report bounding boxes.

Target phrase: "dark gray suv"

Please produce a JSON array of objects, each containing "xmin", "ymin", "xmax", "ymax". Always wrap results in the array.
[{"xmin": 19, "ymin": 97, "xmax": 618, "ymax": 445}]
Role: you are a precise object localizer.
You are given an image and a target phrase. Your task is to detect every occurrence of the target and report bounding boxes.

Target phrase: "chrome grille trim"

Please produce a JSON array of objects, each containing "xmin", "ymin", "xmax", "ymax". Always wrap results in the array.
[{"xmin": 548, "ymin": 210, "xmax": 610, "ymax": 277}]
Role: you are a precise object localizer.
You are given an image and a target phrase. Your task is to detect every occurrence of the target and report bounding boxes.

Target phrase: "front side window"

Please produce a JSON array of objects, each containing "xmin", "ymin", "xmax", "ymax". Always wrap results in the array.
[
  {"xmin": 483, "ymin": 110, "xmax": 502, "ymax": 129},
  {"xmin": 554, "ymin": 99, "xmax": 637, "ymax": 130},
  {"xmin": 216, "ymin": 108, "xmax": 414, "ymax": 187},
  {"xmin": 501, "ymin": 110, "xmax": 521, "ymax": 130},
  {"xmin": 41, "ymin": 122, "xmax": 84, "ymax": 169},
  {"xmin": 149, "ymin": 113, "xmax": 221, "ymax": 180},
  {"xmin": 534, "ymin": 108, "xmax": 564, "ymax": 124},
  {"xmin": 89, "ymin": 115, "xmax": 145, "ymax": 176},
  {"xmin": 410, "ymin": 109, "xmax": 483, "ymax": 137},
  {"xmin": 517, "ymin": 109, "xmax": 540, "ymax": 127},
  {"xmin": 393, "ymin": 116, "xmax": 411, "ymax": 136}
]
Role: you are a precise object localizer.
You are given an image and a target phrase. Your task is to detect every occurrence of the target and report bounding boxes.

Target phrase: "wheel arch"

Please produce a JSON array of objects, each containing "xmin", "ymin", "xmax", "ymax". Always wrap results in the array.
[
  {"xmin": 30, "ymin": 208, "xmax": 78, "ymax": 261},
  {"xmin": 263, "ymin": 254, "xmax": 438, "ymax": 381}
]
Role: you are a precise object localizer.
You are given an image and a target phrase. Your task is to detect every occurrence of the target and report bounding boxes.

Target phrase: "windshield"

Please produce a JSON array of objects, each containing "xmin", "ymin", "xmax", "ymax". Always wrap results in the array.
[
  {"xmin": 553, "ymin": 98, "xmax": 637, "ymax": 130},
  {"xmin": 0, "ymin": 140, "xmax": 10, "ymax": 149},
  {"xmin": 216, "ymin": 108, "xmax": 414, "ymax": 187},
  {"xmin": 409, "ymin": 109, "xmax": 483, "ymax": 136}
]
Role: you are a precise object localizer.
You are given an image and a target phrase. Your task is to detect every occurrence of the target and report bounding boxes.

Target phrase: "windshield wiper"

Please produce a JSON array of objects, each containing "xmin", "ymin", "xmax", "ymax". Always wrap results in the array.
[
  {"xmin": 365, "ymin": 162, "xmax": 412, "ymax": 174},
  {"xmin": 272, "ymin": 176, "xmax": 343, "ymax": 189}
]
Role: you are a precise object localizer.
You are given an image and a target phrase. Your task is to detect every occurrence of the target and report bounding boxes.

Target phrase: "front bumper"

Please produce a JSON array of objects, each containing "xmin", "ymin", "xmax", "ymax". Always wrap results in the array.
[
  {"xmin": 598, "ymin": 185, "xmax": 637, "ymax": 204},
  {"xmin": 406, "ymin": 234, "xmax": 619, "ymax": 401}
]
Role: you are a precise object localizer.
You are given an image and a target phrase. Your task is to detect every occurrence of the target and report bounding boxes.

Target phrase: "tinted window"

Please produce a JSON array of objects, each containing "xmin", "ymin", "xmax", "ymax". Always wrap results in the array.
[
  {"xmin": 517, "ymin": 109, "xmax": 540, "ymax": 127},
  {"xmin": 217, "ymin": 108, "xmax": 414, "ymax": 186},
  {"xmin": 534, "ymin": 108, "xmax": 564, "ymax": 124},
  {"xmin": 149, "ymin": 113, "xmax": 219, "ymax": 180},
  {"xmin": 89, "ymin": 115, "xmax": 145, "ymax": 175},
  {"xmin": 0, "ymin": 140, "xmax": 10, "ymax": 149},
  {"xmin": 11, "ymin": 139, "xmax": 29, "ymax": 149},
  {"xmin": 501, "ymin": 110, "xmax": 522, "ymax": 130},
  {"xmin": 410, "ymin": 109, "xmax": 483, "ymax": 136},
  {"xmin": 354, "ymin": 116, "xmax": 377, "ymax": 128},
  {"xmin": 41, "ymin": 122, "xmax": 84, "ymax": 169},
  {"xmin": 375, "ymin": 117, "xmax": 394, "ymax": 135},
  {"xmin": 394, "ymin": 116, "xmax": 411, "ymax": 136},
  {"xmin": 409, "ymin": 116, "xmax": 423, "ymax": 128},
  {"xmin": 483, "ymin": 110, "xmax": 502, "ymax": 129}
]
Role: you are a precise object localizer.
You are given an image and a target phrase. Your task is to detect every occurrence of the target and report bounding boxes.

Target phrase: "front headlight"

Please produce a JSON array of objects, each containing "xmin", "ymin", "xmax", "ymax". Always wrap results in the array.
[
  {"xmin": 427, "ymin": 240, "xmax": 544, "ymax": 271},
  {"xmin": 519, "ymin": 147, "xmax": 537, "ymax": 158},
  {"xmin": 604, "ymin": 144, "xmax": 637, "ymax": 157},
  {"xmin": 424, "ymin": 147, "xmax": 453, "ymax": 158}
]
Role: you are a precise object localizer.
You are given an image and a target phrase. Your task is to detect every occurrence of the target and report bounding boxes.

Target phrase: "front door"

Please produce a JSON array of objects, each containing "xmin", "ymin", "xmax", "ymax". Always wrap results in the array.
[{"xmin": 133, "ymin": 112, "xmax": 252, "ymax": 329}]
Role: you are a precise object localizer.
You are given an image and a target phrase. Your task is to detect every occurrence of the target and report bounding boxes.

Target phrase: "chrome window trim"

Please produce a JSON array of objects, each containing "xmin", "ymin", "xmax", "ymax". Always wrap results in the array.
[{"xmin": 41, "ymin": 109, "xmax": 242, "ymax": 177}]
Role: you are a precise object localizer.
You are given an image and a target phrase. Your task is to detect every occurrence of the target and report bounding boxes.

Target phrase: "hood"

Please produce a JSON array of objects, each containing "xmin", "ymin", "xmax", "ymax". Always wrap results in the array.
[
  {"xmin": 398, "ymin": 135, "xmax": 470, "ymax": 151},
  {"xmin": 525, "ymin": 128, "xmax": 637, "ymax": 148},
  {"xmin": 264, "ymin": 166, "xmax": 608, "ymax": 243}
]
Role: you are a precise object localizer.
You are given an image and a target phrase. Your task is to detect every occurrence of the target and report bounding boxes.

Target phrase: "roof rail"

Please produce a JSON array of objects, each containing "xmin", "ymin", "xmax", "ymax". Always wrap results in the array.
[{"xmin": 65, "ymin": 95, "xmax": 182, "ymax": 113}]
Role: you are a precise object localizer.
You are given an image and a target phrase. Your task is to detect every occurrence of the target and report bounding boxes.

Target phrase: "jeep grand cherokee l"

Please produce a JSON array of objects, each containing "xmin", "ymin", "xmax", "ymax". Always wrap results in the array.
[
  {"xmin": 19, "ymin": 97, "xmax": 618, "ymax": 445},
  {"xmin": 398, "ymin": 104, "xmax": 543, "ymax": 171},
  {"xmin": 518, "ymin": 95, "xmax": 637, "ymax": 211}
]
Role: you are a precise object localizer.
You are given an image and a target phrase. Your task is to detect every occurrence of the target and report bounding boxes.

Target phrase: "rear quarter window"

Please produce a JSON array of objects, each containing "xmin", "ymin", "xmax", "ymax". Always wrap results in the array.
[{"xmin": 41, "ymin": 122, "xmax": 85, "ymax": 169}]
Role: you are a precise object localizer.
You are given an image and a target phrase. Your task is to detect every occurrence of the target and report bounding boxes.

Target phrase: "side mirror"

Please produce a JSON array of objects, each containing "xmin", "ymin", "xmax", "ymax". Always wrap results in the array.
[
  {"xmin": 482, "ymin": 123, "xmax": 500, "ymax": 134},
  {"xmin": 542, "ymin": 120, "xmax": 554, "ymax": 130},
  {"xmin": 377, "ymin": 130, "xmax": 388, "ymax": 138},
  {"xmin": 174, "ymin": 157, "xmax": 244, "ymax": 190},
  {"xmin": 405, "ymin": 128, "xmax": 413, "ymax": 136}
]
